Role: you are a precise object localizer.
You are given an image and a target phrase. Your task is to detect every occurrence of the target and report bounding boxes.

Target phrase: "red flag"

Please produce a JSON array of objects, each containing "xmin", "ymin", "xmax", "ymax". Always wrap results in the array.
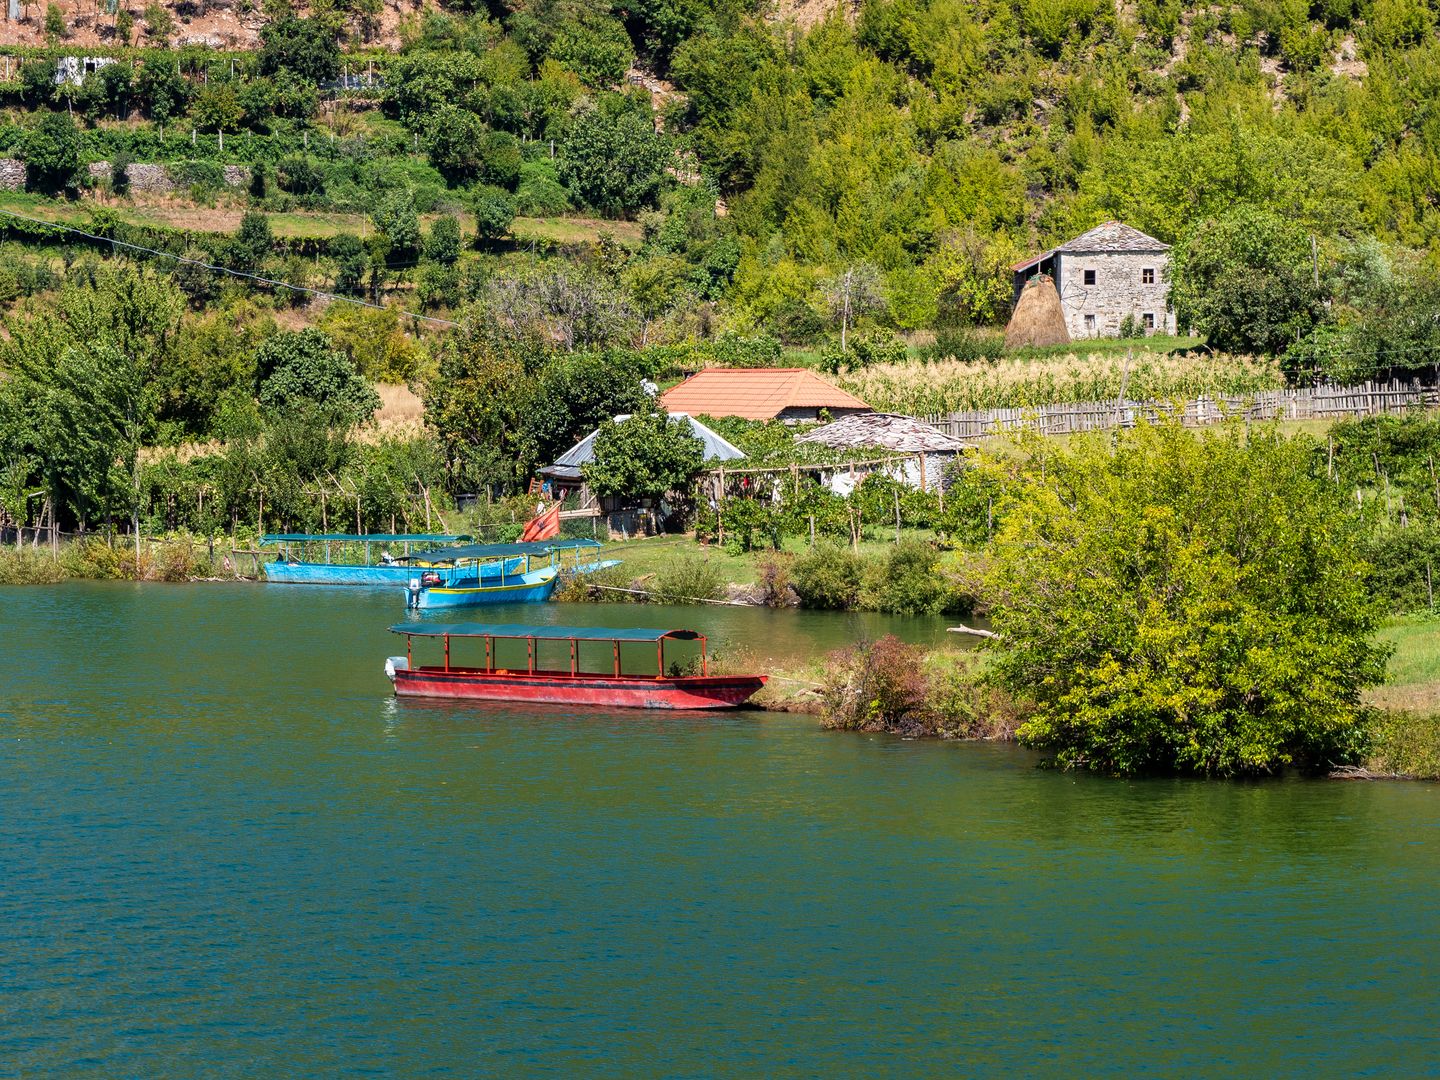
[{"xmin": 519, "ymin": 503, "xmax": 561, "ymax": 542}]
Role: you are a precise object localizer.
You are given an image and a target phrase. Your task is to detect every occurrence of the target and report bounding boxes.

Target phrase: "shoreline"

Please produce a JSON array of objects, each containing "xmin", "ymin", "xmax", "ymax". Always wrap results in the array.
[{"xmin": 8, "ymin": 542, "xmax": 1440, "ymax": 781}]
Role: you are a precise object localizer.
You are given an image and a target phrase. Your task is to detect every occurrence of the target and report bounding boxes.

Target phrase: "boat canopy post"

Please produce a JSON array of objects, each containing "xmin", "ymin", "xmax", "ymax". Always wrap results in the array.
[
  {"xmin": 657, "ymin": 639, "xmax": 664, "ymax": 677},
  {"xmin": 701, "ymin": 635, "xmax": 708, "ymax": 677},
  {"xmin": 613, "ymin": 640, "xmax": 620, "ymax": 677},
  {"xmin": 528, "ymin": 637, "xmax": 535, "ymax": 674},
  {"xmin": 485, "ymin": 635, "xmax": 492, "ymax": 672},
  {"xmin": 444, "ymin": 634, "xmax": 450, "ymax": 672},
  {"xmin": 406, "ymin": 634, "xmax": 412, "ymax": 667},
  {"xmin": 569, "ymin": 638, "xmax": 577, "ymax": 676}
]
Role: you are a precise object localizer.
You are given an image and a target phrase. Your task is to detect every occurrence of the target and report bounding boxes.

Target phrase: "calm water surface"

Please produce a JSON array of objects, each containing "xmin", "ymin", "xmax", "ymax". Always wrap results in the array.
[{"xmin": 2, "ymin": 583, "xmax": 1438, "ymax": 1077}]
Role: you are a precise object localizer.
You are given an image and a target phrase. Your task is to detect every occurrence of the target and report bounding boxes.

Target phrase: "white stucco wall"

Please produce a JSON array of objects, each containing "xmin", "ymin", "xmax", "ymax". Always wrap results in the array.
[{"xmin": 1056, "ymin": 250, "xmax": 1176, "ymax": 339}]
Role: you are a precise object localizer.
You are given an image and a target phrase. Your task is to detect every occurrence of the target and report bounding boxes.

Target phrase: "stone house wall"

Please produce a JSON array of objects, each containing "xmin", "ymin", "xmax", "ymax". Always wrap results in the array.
[{"xmin": 1055, "ymin": 250, "xmax": 1176, "ymax": 338}]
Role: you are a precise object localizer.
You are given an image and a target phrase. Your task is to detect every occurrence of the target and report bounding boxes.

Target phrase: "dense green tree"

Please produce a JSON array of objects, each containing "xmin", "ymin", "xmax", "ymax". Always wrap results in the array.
[
  {"xmin": 583, "ymin": 402, "xmax": 705, "ymax": 501},
  {"xmin": 424, "ymin": 215, "xmax": 463, "ymax": 265},
  {"xmin": 549, "ymin": 12, "xmax": 635, "ymax": 89},
  {"xmin": 983, "ymin": 422, "xmax": 1388, "ymax": 777},
  {"xmin": 259, "ymin": 15, "xmax": 341, "ymax": 84},
  {"xmin": 472, "ymin": 186, "xmax": 516, "ymax": 242},
  {"xmin": 372, "ymin": 188, "xmax": 421, "ymax": 259},
  {"xmin": 424, "ymin": 106, "xmax": 488, "ymax": 185},
  {"xmin": 255, "ymin": 329, "xmax": 379, "ymax": 426},
  {"xmin": 329, "ymin": 234, "xmax": 368, "ymax": 297},
  {"xmin": 422, "ymin": 316, "xmax": 552, "ymax": 490},
  {"xmin": 22, "ymin": 113, "xmax": 83, "ymax": 195},
  {"xmin": 528, "ymin": 349, "xmax": 656, "ymax": 464},
  {"xmin": 1169, "ymin": 206, "xmax": 1326, "ymax": 356},
  {"xmin": 560, "ymin": 104, "xmax": 670, "ymax": 217},
  {"xmin": 136, "ymin": 58, "xmax": 188, "ymax": 123},
  {"xmin": 229, "ymin": 212, "xmax": 274, "ymax": 274}
]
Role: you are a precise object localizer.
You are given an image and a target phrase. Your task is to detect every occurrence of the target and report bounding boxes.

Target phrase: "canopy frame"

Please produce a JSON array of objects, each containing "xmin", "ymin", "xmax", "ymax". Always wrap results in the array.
[{"xmin": 392, "ymin": 624, "xmax": 707, "ymax": 678}]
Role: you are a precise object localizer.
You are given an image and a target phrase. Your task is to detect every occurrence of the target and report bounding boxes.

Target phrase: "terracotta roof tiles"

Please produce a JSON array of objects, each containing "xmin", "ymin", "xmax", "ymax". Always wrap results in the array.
[{"xmin": 659, "ymin": 368, "xmax": 872, "ymax": 420}]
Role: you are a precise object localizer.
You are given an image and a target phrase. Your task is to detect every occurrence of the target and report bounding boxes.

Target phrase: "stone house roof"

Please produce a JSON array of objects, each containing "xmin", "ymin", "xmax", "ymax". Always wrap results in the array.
[
  {"xmin": 1013, "ymin": 221, "xmax": 1170, "ymax": 271},
  {"xmin": 1055, "ymin": 221, "xmax": 1170, "ymax": 254},
  {"xmin": 795, "ymin": 413, "xmax": 973, "ymax": 453}
]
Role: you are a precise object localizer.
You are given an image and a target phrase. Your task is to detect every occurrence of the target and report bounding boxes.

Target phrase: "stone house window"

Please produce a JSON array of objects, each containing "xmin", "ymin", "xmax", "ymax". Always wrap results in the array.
[
  {"xmin": 1083, "ymin": 269, "xmax": 1096, "ymax": 285},
  {"xmin": 1084, "ymin": 314, "xmax": 1096, "ymax": 334},
  {"xmin": 1141, "ymin": 268, "xmax": 1155, "ymax": 284},
  {"xmin": 1143, "ymin": 313, "xmax": 1155, "ymax": 330}
]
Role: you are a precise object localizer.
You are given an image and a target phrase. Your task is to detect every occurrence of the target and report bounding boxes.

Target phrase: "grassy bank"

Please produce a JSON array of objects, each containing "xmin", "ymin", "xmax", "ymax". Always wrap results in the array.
[
  {"xmin": 1361, "ymin": 617, "xmax": 1440, "ymax": 778},
  {"xmin": 0, "ymin": 537, "xmax": 241, "ymax": 583}
]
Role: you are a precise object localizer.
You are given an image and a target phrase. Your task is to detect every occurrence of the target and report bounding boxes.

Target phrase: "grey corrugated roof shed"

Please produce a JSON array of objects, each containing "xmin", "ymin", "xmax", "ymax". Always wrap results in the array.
[{"xmin": 795, "ymin": 413, "xmax": 972, "ymax": 454}]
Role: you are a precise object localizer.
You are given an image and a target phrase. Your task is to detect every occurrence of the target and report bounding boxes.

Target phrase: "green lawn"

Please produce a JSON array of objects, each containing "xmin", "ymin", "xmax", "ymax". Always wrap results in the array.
[{"xmin": 1371, "ymin": 617, "xmax": 1440, "ymax": 711}]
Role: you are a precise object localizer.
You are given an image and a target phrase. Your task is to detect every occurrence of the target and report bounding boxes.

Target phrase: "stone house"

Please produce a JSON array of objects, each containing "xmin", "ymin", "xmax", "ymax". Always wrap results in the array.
[{"xmin": 1011, "ymin": 221, "xmax": 1176, "ymax": 339}]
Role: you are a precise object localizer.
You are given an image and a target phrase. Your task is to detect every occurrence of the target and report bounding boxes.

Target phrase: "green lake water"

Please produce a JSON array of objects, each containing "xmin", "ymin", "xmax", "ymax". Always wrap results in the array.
[{"xmin": 3, "ymin": 582, "xmax": 1439, "ymax": 1076}]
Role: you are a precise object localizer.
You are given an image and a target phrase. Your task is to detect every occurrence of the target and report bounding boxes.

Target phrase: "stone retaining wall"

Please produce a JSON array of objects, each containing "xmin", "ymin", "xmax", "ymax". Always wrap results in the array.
[{"xmin": 0, "ymin": 158, "xmax": 248, "ymax": 194}]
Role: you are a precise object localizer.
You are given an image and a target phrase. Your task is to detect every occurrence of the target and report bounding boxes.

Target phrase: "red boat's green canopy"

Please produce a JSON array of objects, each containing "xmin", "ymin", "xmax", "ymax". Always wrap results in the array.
[{"xmin": 389, "ymin": 623, "xmax": 702, "ymax": 642}]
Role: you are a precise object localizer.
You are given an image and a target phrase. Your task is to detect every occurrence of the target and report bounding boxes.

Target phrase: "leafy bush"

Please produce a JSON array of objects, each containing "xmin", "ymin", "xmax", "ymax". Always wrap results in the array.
[
  {"xmin": 0, "ymin": 548, "xmax": 66, "ymax": 584},
  {"xmin": 754, "ymin": 550, "xmax": 796, "ymax": 606},
  {"xmin": 984, "ymin": 421, "xmax": 1388, "ymax": 777},
  {"xmin": 514, "ymin": 159, "xmax": 573, "ymax": 216},
  {"xmin": 710, "ymin": 332, "xmax": 782, "ymax": 368},
  {"xmin": 472, "ymin": 185, "xmax": 515, "ymax": 241},
  {"xmin": 861, "ymin": 539, "xmax": 959, "ymax": 615},
  {"xmin": 720, "ymin": 497, "xmax": 781, "ymax": 551},
  {"xmin": 924, "ymin": 326, "xmax": 1004, "ymax": 363},
  {"xmin": 650, "ymin": 552, "xmax": 725, "ymax": 603},
  {"xmin": 1366, "ymin": 526, "xmax": 1440, "ymax": 613},
  {"xmin": 793, "ymin": 542, "xmax": 863, "ymax": 609},
  {"xmin": 59, "ymin": 538, "xmax": 127, "ymax": 580},
  {"xmin": 819, "ymin": 635, "xmax": 932, "ymax": 734}
]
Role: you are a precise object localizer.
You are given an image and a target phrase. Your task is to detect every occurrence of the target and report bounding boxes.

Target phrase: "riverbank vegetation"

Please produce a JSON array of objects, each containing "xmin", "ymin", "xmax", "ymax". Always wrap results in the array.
[{"xmin": 12, "ymin": 0, "xmax": 1440, "ymax": 780}]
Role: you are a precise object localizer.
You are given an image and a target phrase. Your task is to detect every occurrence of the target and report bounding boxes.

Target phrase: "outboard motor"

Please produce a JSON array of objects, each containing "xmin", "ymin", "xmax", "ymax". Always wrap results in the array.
[
  {"xmin": 406, "ymin": 576, "xmax": 423, "ymax": 610},
  {"xmin": 384, "ymin": 655, "xmax": 409, "ymax": 682}
]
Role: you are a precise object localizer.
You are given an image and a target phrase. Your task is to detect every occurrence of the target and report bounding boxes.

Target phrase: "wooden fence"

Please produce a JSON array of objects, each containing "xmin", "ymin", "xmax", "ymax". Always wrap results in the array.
[{"xmin": 922, "ymin": 380, "xmax": 1440, "ymax": 440}]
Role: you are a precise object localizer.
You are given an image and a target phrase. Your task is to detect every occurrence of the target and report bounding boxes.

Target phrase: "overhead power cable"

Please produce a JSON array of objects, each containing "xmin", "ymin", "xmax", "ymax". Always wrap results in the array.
[{"xmin": 0, "ymin": 205, "xmax": 462, "ymax": 328}]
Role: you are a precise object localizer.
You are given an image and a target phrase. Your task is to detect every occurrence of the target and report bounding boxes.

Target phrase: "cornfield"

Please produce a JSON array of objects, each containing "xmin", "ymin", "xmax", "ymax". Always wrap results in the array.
[{"xmin": 836, "ymin": 353, "xmax": 1288, "ymax": 414}]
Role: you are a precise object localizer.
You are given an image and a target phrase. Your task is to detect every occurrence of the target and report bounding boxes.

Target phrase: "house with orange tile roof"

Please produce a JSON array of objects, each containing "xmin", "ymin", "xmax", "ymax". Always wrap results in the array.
[{"xmin": 658, "ymin": 368, "xmax": 872, "ymax": 422}]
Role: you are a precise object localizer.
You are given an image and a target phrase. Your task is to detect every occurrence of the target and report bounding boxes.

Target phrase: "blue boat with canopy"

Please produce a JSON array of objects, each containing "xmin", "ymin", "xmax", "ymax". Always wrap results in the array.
[
  {"xmin": 260, "ymin": 533, "xmax": 507, "ymax": 586},
  {"xmin": 401, "ymin": 539, "xmax": 619, "ymax": 610}
]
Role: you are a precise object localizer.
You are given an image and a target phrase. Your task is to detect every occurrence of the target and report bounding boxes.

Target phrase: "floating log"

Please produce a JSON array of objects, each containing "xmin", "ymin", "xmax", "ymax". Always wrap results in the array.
[{"xmin": 947, "ymin": 624, "xmax": 998, "ymax": 639}]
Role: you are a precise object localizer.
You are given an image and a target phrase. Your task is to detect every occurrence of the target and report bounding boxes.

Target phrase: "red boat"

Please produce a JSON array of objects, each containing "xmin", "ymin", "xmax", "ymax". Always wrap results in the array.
[{"xmin": 385, "ymin": 623, "xmax": 767, "ymax": 710}]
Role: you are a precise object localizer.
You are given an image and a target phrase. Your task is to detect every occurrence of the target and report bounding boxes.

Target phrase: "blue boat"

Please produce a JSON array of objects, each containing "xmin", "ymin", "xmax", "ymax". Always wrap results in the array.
[
  {"xmin": 261, "ymin": 534, "xmax": 486, "ymax": 586},
  {"xmin": 403, "ymin": 539, "xmax": 606, "ymax": 610}
]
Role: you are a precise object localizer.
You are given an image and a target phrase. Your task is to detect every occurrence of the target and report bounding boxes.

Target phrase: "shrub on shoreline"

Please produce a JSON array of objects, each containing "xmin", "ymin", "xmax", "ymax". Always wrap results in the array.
[
  {"xmin": 0, "ymin": 548, "xmax": 67, "ymax": 585},
  {"xmin": 650, "ymin": 553, "xmax": 725, "ymax": 604},
  {"xmin": 793, "ymin": 542, "xmax": 862, "ymax": 609},
  {"xmin": 818, "ymin": 635, "xmax": 1019, "ymax": 739}
]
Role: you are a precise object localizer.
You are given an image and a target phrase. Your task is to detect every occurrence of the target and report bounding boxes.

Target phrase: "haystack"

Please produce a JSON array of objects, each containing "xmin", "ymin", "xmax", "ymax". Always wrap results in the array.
[{"xmin": 1004, "ymin": 275, "xmax": 1069, "ymax": 349}]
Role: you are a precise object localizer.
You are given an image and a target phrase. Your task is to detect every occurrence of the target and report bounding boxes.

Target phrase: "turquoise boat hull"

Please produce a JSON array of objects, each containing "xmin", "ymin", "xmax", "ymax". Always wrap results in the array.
[
  {"xmin": 265, "ymin": 557, "xmax": 522, "ymax": 586},
  {"xmin": 406, "ymin": 567, "xmax": 560, "ymax": 610}
]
